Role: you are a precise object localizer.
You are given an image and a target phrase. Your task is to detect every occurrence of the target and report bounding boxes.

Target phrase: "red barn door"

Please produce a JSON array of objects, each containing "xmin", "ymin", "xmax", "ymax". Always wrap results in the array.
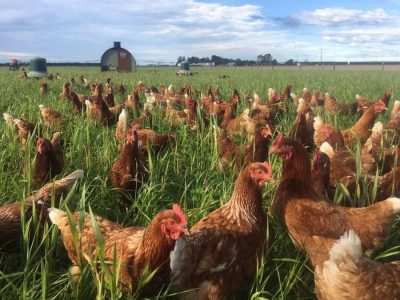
[{"xmin": 117, "ymin": 50, "xmax": 131, "ymax": 72}]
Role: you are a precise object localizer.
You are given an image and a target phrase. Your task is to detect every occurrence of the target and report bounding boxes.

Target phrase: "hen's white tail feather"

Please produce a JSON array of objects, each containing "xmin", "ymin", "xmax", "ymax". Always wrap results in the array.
[
  {"xmin": 320, "ymin": 142, "xmax": 335, "ymax": 159},
  {"xmin": 387, "ymin": 197, "xmax": 400, "ymax": 211},
  {"xmin": 329, "ymin": 230, "xmax": 362, "ymax": 264},
  {"xmin": 57, "ymin": 170, "xmax": 84, "ymax": 187},
  {"xmin": 371, "ymin": 122, "xmax": 383, "ymax": 135},
  {"xmin": 297, "ymin": 98, "xmax": 306, "ymax": 113},
  {"xmin": 146, "ymin": 93, "xmax": 156, "ymax": 104},
  {"xmin": 13, "ymin": 118, "xmax": 22, "ymax": 125},
  {"xmin": 51, "ymin": 132, "xmax": 62, "ymax": 144},
  {"xmin": 118, "ymin": 109, "xmax": 127, "ymax": 133},
  {"xmin": 391, "ymin": 100, "xmax": 400, "ymax": 117},
  {"xmin": 313, "ymin": 116, "xmax": 323, "ymax": 130},
  {"xmin": 3, "ymin": 113, "xmax": 15, "ymax": 125},
  {"xmin": 240, "ymin": 108, "xmax": 250, "ymax": 118},
  {"xmin": 48, "ymin": 208, "xmax": 67, "ymax": 226},
  {"xmin": 316, "ymin": 230, "xmax": 362, "ymax": 292},
  {"xmin": 253, "ymin": 93, "xmax": 260, "ymax": 102}
]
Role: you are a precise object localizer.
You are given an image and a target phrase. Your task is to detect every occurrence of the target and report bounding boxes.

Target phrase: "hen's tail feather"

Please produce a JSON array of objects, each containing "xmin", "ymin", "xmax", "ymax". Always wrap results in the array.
[
  {"xmin": 48, "ymin": 208, "xmax": 67, "ymax": 226},
  {"xmin": 329, "ymin": 230, "xmax": 362, "ymax": 264},
  {"xmin": 57, "ymin": 170, "xmax": 84, "ymax": 186},
  {"xmin": 387, "ymin": 197, "xmax": 400, "ymax": 211}
]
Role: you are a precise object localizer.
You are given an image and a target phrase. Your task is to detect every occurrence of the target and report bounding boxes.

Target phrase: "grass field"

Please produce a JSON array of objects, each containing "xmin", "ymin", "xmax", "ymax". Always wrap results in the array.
[{"xmin": 1, "ymin": 66, "xmax": 400, "ymax": 299}]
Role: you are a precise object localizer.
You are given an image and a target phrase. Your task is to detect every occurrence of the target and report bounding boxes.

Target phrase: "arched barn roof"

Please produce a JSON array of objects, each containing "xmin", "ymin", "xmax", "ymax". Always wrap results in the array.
[{"xmin": 100, "ymin": 42, "xmax": 136, "ymax": 72}]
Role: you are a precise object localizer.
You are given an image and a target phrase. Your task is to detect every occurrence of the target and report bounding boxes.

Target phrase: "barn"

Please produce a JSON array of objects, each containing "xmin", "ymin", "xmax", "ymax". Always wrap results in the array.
[{"xmin": 100, "ymin": 42, "xmax": 136, "ymax": 72}]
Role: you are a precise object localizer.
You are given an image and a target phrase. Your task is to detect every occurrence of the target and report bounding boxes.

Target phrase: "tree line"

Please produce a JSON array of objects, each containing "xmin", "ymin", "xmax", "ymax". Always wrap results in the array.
[{"xmin": 176, "ymin": 54, "xmax": 296, "ymax": 66}]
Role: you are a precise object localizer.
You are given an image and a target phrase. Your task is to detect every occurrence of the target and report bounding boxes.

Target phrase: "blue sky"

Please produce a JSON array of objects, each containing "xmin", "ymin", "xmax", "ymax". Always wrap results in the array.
[{"xmin": 1, "ymin": 0, "xmax": 400, "ymax": 63}]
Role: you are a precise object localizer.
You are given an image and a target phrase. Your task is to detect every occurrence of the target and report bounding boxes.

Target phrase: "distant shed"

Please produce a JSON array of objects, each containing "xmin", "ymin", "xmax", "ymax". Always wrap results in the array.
[
  {"xmin": 176, "ymin": 60, "xmax": 192, "ymax": 76},
  {"xmin": 27, "ymin": 57, "xmax": 48, "ymax": 78},
  {"xmin": 100, "ymin": 42, "xmax": 136, "ymax": 72},
  {"xmin": 181, "ymin": 61, "xmax": 190, "ymax": 71}
]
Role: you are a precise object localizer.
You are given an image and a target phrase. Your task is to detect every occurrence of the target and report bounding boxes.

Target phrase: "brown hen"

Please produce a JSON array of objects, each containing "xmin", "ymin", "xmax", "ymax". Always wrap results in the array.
[
  {"xmin": 110, "ymin": 127, "xmax": 148, "ymax": 204},
  {"xmin": 0, "ymin": 170, "xmax": 83, "ymax": 250},
  {"xmin": 315, "ymin": 230, "xmax": 400, "ymax": 300},
  {"xmin": 49, "ymin": 204, "xmax": 188, "ymax": 294},
  {"xmin": 170, "ymin": 162, "xmax": 274, "ymax": 299},
  {"xmin": 31, "ymin": 133, "xmax": 64, "ymax": 187},
  {"xmin": 270, "ymin": 134, "xmax": 400, "ymax": 267},
  {"xmin": 342, "ymin": 100, "xmax": 387, "ymax": 146},
  {"xmin": 39, "ymin": 104, "xmax": 62, "ymax": 128}
]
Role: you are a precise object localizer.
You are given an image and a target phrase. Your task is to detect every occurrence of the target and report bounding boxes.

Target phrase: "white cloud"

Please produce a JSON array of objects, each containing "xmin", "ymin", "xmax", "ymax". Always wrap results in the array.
[
  {"xmin": 322, "ymin": 28, "xmax": 400, "ymax": 45},
  {"xmin": 319, "ymin": 27, "xmax": 400, "ymax": 61},
  {"xmin": 0, "ymin": 1, "xmax": 399, "ymax": 62},
  {"xmin": 0, "ymin": 0, "xmax": 285, "ymax": 62},
  {"xmin": 296, "ymin": 7, "xmax": 394, "ymax": 26}
]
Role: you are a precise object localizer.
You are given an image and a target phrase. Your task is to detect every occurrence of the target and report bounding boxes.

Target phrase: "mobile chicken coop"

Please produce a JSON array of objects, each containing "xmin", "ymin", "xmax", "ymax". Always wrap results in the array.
[{"xmin": 100, "ymin": 42, "xmax": 136, "ymax": 72}]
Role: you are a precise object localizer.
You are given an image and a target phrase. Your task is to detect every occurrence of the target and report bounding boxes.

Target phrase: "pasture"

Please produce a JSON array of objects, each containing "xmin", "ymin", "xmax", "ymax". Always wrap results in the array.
[{"xmin": 0, "ymin": 66, "xmax": 400, "ymax": 299}]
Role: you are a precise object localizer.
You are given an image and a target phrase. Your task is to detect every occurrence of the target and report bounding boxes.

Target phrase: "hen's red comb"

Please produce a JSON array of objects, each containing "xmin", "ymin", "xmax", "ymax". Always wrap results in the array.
[
  {"xmin": 263, "ymin": 161, "xmax": 273, "ymax": 177},
  {"xmin": 172, "ymin": 204, "xmax": 187, "ymax": 226},
  {"xmin": 261, "ymin": 125, "xmax": 272, "ymax": 138},
  {"xmin": 378, "ymin": 99, "xmax": 386, "ymax": 106},
  {"xmin": 126, "ymin": 127, "xmax": 137, "ymax": 144},
  {"xmin": 272, "ymin": 94, "xmax": 281, "ymax": 101}
]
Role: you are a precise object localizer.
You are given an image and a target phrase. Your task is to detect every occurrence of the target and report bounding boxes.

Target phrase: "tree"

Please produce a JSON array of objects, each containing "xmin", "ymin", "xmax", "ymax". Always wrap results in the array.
[
  {"xmin": 256, "ymin": 53, "xmax": 273, "ymax": 65},
  {"xmin": 264, "ymin": 54, "xmax": 272, "ymax": 64},
  {"xmin": 211, "ymin": 55, "xmax": 225, "ymax": 66},
  {"xmin": 257, "ymin": 55, "xmax": 265, "ymax": 64},
  {"xmin": 176, "ymin": 56, "xmax": 186, "ymax": 65},
  {"xmin": 285, "ymin": 59, "xmax": 294, "ymax": 65},
  {"xmin": 188, "ymin": 56, "xmax": 200, "ymax": 64}
]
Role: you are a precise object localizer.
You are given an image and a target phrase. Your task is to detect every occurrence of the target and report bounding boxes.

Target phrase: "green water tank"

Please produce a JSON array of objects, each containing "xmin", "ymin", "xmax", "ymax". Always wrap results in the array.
[
  {"xmin": 181, "ymin": 61, "xmax": 190, "ymax": 71},
  {"xmin": 28, "ymin": 57, "xmax": 48, "ymax": 78}
]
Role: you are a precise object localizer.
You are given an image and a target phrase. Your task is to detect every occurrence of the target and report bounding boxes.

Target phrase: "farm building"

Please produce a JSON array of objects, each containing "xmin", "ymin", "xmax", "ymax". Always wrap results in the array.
[{"xmin": 100, "ymin": 42, "xmax": 136, "ymax": 72}]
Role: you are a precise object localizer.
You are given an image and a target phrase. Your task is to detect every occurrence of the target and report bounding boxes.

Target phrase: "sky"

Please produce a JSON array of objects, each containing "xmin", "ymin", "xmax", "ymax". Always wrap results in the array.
[{"xmin": 1, "ymin": 0, "xmax": 400, "ymax": 64}]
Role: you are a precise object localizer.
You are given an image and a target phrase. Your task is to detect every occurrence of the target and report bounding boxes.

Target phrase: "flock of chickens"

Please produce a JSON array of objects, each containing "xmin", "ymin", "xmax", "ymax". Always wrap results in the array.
[{"xmin": 2, "ymin": 74, "xmax": 400, "ymax": 299}]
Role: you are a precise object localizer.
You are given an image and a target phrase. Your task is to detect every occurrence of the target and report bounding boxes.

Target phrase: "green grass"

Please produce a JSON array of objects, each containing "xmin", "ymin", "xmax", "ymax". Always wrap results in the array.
[{"xmin": 1, "ymin": 66, "xmax": 400, "ymax": 299}]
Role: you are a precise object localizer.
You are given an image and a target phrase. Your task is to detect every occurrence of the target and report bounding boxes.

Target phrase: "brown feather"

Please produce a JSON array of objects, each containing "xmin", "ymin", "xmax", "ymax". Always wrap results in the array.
[
  {"xmin": 170, "ymin": 162, "xmax": 274, "ymax": 299},
  {"xmin": 51, "ymin": 207, "xmax": 186, "ymax": 294},
  {"xmin": 270, "ymin": 135, "xmax": 400, "ymax": 267}
]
